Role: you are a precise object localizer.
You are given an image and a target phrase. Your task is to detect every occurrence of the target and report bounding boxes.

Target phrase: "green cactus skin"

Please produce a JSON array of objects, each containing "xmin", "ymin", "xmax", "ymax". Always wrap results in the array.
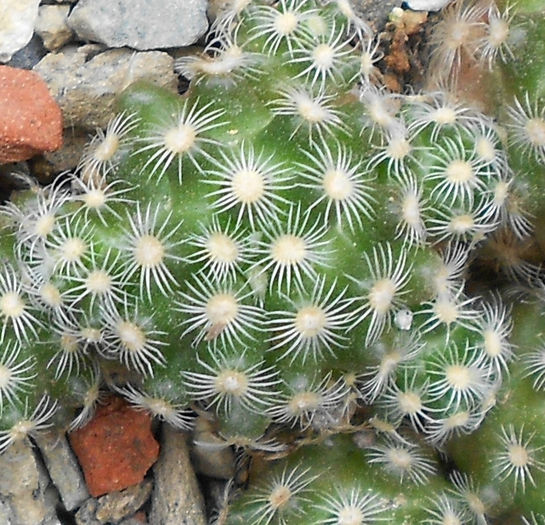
[{"xmin": 1, "ymin": 0, "xmax": 545, "ymax": 522}]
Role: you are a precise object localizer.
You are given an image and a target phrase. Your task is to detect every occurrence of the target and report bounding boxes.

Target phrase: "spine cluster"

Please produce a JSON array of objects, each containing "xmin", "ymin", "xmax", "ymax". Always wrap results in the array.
[{"xmin": 1, "ymin": 0, "xmax": 544, "ymax": 522}]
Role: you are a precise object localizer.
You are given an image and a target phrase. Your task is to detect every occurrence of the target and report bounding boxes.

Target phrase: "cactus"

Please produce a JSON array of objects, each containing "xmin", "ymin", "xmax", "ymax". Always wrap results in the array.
[{"xmin": 1, "ymin": 0, "xmax": 545, "ymax": 522}]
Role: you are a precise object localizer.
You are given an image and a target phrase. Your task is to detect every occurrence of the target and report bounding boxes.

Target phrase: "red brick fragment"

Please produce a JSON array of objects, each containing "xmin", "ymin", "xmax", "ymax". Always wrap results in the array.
[
  {"xmin": 0, "ymin": 65, "xmax": 63, "ymax": 163},
  {"xmin": 69, "ymin": 396, "xmax": 159, "ymax": 497}
]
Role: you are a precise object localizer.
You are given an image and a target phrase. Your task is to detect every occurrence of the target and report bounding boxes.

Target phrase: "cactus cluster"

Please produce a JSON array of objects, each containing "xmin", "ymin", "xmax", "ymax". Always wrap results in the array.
[{"xmin": 1, "ymin": 0, "xmax": 545, "ymax": 522}]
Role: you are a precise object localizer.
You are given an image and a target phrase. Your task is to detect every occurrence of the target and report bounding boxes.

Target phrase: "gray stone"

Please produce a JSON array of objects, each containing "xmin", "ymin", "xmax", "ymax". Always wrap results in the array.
[
  {"xmin": 75, "ymin": 480, "xmax": 152, "ymax": 524},
  {"xmin": 353, "ymin": 0, "xmax": 399, "ymax": 31},
  {"xmin": 34, "ymin": 430, "xmax": 90, "ymax": 511},
  {"xmin": 0, "ymin": 0, "xmax": 41, "ymax": 63},
  {"xmin": 75, "ymin": 499, "xmax": 101, "ymax": 525},
  {"xmin": 35, "ymin": 5, "xmax": 73, "ymax": 51},
  {"xmin": 119, "ymin": 516, "xmax": 149, "ymax": 525},
  {"xmin": 43, "ymin": 130, "xmax": 89, "ymax": 173},
  {"xmin": 150, "ymin": 425, "xmax": 206, "ymax": 525},
  {"xmin": 0, "ymin": 440, "xmax": 59, "ymax": 525},
  {"xmin": 33, "ymin": 45, "xmax": 177, "ymax": 130},
  {"xmin": 67, "ymin": 0, "xmax": 208, "ymax": 51},
  {"xmin": 0, "ymin": 497, "xmax": 15, "ymax": 524},
  {"xmin": 95, "ymin": 480, "xmax": 152, "ymax": 523},
  {"xmin": 6, "ymin": 33, "xmax": 47, "ymax": 70}
]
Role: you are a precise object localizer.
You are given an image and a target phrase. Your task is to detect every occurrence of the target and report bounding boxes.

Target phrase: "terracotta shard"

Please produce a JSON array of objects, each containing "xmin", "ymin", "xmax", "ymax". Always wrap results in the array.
[
  {"xmin": 0, "ymin": 65, "xmax": 63, "ymax": 163},
  {"xmin": 69, "ymin": 396, "xmax": 159, "ymax": 497}
]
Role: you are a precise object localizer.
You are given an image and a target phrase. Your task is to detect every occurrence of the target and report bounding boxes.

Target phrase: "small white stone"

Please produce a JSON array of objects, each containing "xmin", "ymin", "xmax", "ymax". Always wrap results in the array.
[
  {"xmin": 67, "ymin": 0, "xmax": 208, "ymax": 51},
  {"xmin": 403, "ymin": 0, "xmax": 453, "ymax": 12},
  {"xmin": 0, "ymin": 0, "xmax": 40, "ymax": 63},
  {"xmin": 395, "ymin": 309, "xmax": 413, "ymax": 330}
]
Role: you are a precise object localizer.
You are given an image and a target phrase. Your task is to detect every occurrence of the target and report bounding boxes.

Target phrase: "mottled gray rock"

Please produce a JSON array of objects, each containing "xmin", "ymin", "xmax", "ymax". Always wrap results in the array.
[
  {"xmin": 34, "ymin": 431, "xmax": 89, "ymax": 511},
  {"xmin": 75, "ymin": 480, "xmax": 152, "ymax": 524},
  {"xmin": 119, "ymin": 516, "xmax": 149, "ymax": 525},
  {"xmin": 0, "ymin": 0, "xmax": 40, "ymax": 63},
  {"xmin": 0, "ymin": 440, "xmax": 59, "ymax": 525},
  {"xmin": 75, "ymin": 499, "xmax": 101, "ymax": 525},
  {"xmin": 35, "ymin": 5, "xmax": 73, "ymax": 51},
  {"xmin": 33, "ymin": 45, "xmax": 177, "ymax": 130},
  {"xmin": 353, "ymin": 0, "xmax": 399, "ymax": 31},
  {"xmin": 43, "ymin": 130, "xmax": 89, "ymax": 173},
  {"xmin": 0, "ymin": 498, "xmax": 14, "ymax": 524},
  {"xmin": 95, "ymin": 480, "xmax": 152, "ymax": 523},
  {"xmin": 68, "ymin": 0, "xmax": 208, "ymax": 51},
  {"xmin": 6, "ymin": 33, "xmax": 47, "ymax": 70},
  {"xmin": 150, "ymin": 425, "xmax": 206, "ymax": 525}
]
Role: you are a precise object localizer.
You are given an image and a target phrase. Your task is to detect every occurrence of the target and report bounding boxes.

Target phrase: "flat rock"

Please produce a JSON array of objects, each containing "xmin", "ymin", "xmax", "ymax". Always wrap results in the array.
[
  {"xmin": 0, "ymin": 0, "xmax": 40, "ymax": 63},
  {"xmin": 354, "ymin": 0, "xmax": 399, "ymax": 31},
  {"xmin": 67, "ymin": 0, "xmax": 208, "ymax": 51},
  {"xmin": 0, "ymin": 440, "xmax": 60, "ymax": 525},
  {"xmin": 43, "ymin": 130, "xmax": 89, "ymax": 173},
  {"xmin": 35, "ymin": 5, "xmax": 74, "ymax": 51},
  {"xmin": 75, "ymin": 480, "xmax": 152, "ymax": 524},
  {"xmin": 34, "ymin": 430, "xmax": 89, "ymax": 511},
  {"xmin": 6, "ymin": 33, "xmax": 47, "ymax": 70},
  {"xmin": 69, "ymin": 396, "xmax": 159, "ymax": 498},
  {"xmin": 95, "ymin": 480, "xmax": 152, "ymax": 523},
  {"xmin": 0, "ymin": 65, "xmax": 63, "ymax": 163},
  {"xmin": 34, "ymin": 45, "xmax": 177, "ymax": 130},
  {"xmin": 150, "ymin": 425, "xmax": 206, "ymax": 525}
]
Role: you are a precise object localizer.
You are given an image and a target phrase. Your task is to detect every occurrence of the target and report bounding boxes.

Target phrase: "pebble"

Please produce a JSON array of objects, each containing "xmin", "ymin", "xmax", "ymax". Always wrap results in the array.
[
  {"xmin": 150, "ymin": 425, "xmax": 206, "ymax": 525},
  {"xmin": 34, "ymin": 430, "xmax": 90, "ymax": 512},
  {"xmin": 0, "ymin": 65, "xmax": 63, "ymax": 163},
  {"xmin": 67, "ymin": 0, "xmax": 208, "ymax": 51},
  {"xmin": 0, "ymin": 0, "xmax": 40, "ymax": 63},
  {"xmin": 34, "ymin": 45, "xmax": 178, "ymax": 130},
  {"xmin": 0, "ymin": 440, "xmax": 60, "ymax": 524},
  {"xmin": 354, "ymin": 0, "xmax": 400, "ymax": 32},
  {"xmin": 402, "ymin": 0, "xmax": 454, "ymax": 11},
  {"xmin": 69, "ymin": 396, "xmax": 160, "ymax": 498},
  {"xmin": 43, "ymin": 131, "xmax": 90, "ymax": 174},
  {"xmin": 6, "ymin": 33, "xmax": 47, "ymax": 70},
  {"xmin": 75, "ymin": 480, "xmax": 152, "ymax": 525},
  {"xmin": 35, "ymin": 5, "xmax": 74, "ymax": 51}
]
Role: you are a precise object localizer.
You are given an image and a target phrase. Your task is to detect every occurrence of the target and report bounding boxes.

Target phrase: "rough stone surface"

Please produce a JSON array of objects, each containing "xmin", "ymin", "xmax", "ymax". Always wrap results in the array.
[
  {"xmin": 119, "ymin": 513, "xmax": 148, "ymax": 525},
  {"xmin": 75, "ymin": 480, "xmax": 152, "ymax": 524},
  {"xmin": 150, "ymin": 425, "xmax": 206, "ymax": 525},
  {"xmin": 6, "ymin": 33, "xmax": 47, "ymax": 70},
  {"xmin": 353, "ymin": 0, "xmax": 399, "ymax": 31},
  {"xmin": 0, "ymin": 440, "xmax": 60, "ymax": 525},
  {"xmin": 68, "ymin": 0, "xmax": 208, "ymax": 51},
  {"xmin": 0, "ymin": 0, "xmax": 40, "ymax": 63},
  {"xmin": 69, "ymin": 396, "xmax": 160, "ymax": 498},
  {"xmin": 35, "ymin": 5, "xmax": 73, "ymax": 51},
  {"xmin": 34, "ymin": 430, "xmax": 90, "ymax": 511},
  {"xmin": 0, "ymin": 65, "xmax": 63, "ymax": 163},
  {"xmin": 43, "ymin": 130, "xmax": 89, "ymax": 173},
  {"xmin": 34, "ymin": 45, "xmax": 177, "ymax": 130},
  {"xmin": 74, "ymin": 499, "xmax": 101, "ymax": 525},
  {"xmin": 95, "ymin": 480, "xmax": 152, "ymax": 523}
]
